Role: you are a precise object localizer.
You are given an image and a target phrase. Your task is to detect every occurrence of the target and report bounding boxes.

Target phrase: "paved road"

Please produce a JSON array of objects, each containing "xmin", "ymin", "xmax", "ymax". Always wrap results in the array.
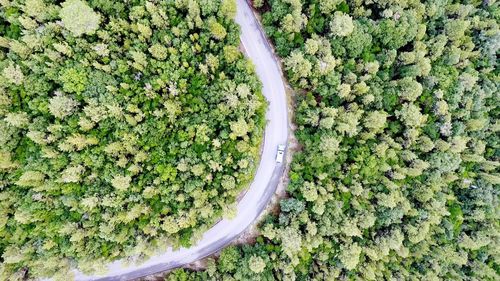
[{"xmin": 73, "ymin": 1, "xmax": 288, "ymax": 280}]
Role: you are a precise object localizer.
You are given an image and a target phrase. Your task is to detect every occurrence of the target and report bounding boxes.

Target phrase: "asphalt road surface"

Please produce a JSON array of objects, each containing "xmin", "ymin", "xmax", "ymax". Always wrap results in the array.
[{"xmin": 73, "ymin": 1, "xmax": 288, "ymax": 280}]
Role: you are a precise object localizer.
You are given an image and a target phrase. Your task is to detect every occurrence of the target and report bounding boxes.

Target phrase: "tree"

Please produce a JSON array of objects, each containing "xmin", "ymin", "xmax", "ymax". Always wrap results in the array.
[
  {"xmin": 15, "ymin": 171, "xmax": 45, "ymax": 187},
  {"xmin": 59, "ymin": 0, "xmax": 101, "ymax": 36},
  {"xmin": 48, "ymin": 92, "xmax": 78, "ymax": 118},
  {"xmin": 444, "ymin": 19, "xmax": 470, "ymax": 42},
  {"xmin": 149, "ymin": 44, "xmax": 168, "ymax": 60},
  {"xmin": 280, "ymin": 227, "xmax": 302, "ymax": 259},
  {"xmin": 230, "ymin": 118, "xmax": 250, "ymax": 139},
  {"xmin": 284, "ymin": 51, "xmax": 312, "ymax": 83},
  {"xmin": 111, "ymin": 175, "xmax": 131, "ymax": 192},
  {"xmin": 248, "ymin": 255, "xmax": 266, "ymax": 274},
  {"xmin": 220, "ymin": 0, "xmax": 237, "ymax": 19},
  {"xmin": 253, "ymin": 0, "xmax": 264, "ymax": 8},
  {"xmin": 395, "ymin": 77, "xmax": 423, "ymax": 102},
  {"xmin": 59, "ymin": 68, "xmax": 87, "ymax": 93},
  {"xmin": 330, "ymin": 12, "xmax": 354, "ymax": 37},
  {"xmin": 304, "ymin": 38, "xmax": 319, "ymax": 55},
  {"xmin": 320, "ymin": 0, "xmax": 342, "ymax": 14},
  {"xmin": 59, "ymin": 165, "xmax": 85, "ymax": 183},
  {"xmin": 339, "ymin": 242, "xmax": 362, "ymax": 270},
  {"xmin": 223, "ymin": 45, "xmax": 241, "ymax": 63},
  {"xmin": 208, "ymin": 18, "xmax": 227, "ymax": 40},
  {"xmin": 396, "ymin": 103, "xmax": 427, "ymax": 128},
  {"xmin": 280, "ymin": 198, "xmax": 305, "ymax": 215},
  {"xmin": 218, "ymin": 246, "xmax": 241, "ymax": 273},
  {"xmin": 363, "ymin": 111, "xmax": 388, "ymax": 132},
  {"xmin": 4, "ymin": 112, "xmax": 29, "ymax": 128},
  {"xmin": 2, "ymin": 63, "xmax": 24, "ymax": 85},
  {"xmin": 23, "ymin": 0, "xmax": 49, "ymax": 21}
]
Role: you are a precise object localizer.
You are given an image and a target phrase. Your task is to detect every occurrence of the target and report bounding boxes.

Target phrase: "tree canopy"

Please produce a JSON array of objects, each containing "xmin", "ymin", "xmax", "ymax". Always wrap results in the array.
[
  {"xmin": 0, "ymin": 0, "xmax": 265, "ymax": 279},
  {"xmin": 167, "ymin": 0, "xmax": 499, "ymax": 280}
]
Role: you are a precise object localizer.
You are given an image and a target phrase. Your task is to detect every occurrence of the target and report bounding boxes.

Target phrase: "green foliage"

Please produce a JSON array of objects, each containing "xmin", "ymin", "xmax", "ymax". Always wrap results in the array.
[
  {"xmin": 59, "ymin": 0, "xmax": 100, "ymax": 36},
  {"xmin": 2, "ymin": 62, "xmax": 24, "ymax": 85},
  {"xmin": 59, "ymin": 68, "xmax": 87, "ymax": 93},
  {"xmin": 208, "ymin": 18, "xmax": 227, "ymax": 40},
  {"xmin": 170, "ymin": 0, "xmax": 499, "ymax": 280},
  {"xmin": 218, "ymin": 246, "xmax": 241, "ymax": 273},
  {"xmin": 0, "ymin": 0, "xmax": 265, "ymax": 279},
  {"xmin": 248, "ymin": 255, "xmax": 266, "ymax": 273}
]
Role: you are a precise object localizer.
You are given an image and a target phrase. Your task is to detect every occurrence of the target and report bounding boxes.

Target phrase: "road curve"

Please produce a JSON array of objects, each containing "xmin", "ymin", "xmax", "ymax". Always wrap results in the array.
[{"xmin": 72, "ymin": 1, "xmax": 288, "ymax": 280}]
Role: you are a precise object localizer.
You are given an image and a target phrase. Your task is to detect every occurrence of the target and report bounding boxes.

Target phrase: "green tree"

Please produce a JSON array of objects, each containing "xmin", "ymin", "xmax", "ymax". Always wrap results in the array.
[
  {"xmin": 208, "ymin": 18, "xmax": 227, "ymax": 40},
  {"xmin": 220, "ymin": 0, "xmax": 237, "ymax": 19},
  {"xmin": 2, "ymin": 63, "xmax": 24, "ymax": 85},
  {"xmin": 218, "ymin": 246, "xmax": 241, "ymax": 273},
  {"xmin": 330, "ymin": 12, "xmax": 354, "ymax": 37},
  {"xmin": 59, "ymin": 0, "xmax": 100, "ymax": 36},
  {"xmin": 248, "ymin": 255, "xmax": 266, "ymax": 274}
]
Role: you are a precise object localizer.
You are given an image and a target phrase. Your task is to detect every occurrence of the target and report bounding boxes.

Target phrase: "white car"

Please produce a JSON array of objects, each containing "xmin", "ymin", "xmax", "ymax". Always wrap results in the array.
[{"xmin": 276, "ymin": 144, "xmax": 286, "ymax": 163}]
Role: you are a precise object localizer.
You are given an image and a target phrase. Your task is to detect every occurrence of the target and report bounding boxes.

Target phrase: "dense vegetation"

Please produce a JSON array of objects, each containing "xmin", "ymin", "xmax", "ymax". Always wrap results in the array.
[
  {"xmin": 167, "ymin": 0, "xmax": 499, "ymax": 280},
  {"xmin": 0, "ymin": 0, "xmax": 266, "ymax": 279}
]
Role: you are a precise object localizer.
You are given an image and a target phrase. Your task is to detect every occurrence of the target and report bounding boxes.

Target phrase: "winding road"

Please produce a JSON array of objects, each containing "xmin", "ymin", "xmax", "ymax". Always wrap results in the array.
[{"xmin": 73, "ymin": 1, "xmax": 288, "ymax": 280}]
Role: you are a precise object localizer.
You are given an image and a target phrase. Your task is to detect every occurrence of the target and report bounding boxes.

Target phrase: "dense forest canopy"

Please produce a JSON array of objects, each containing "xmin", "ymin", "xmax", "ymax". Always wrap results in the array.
[
  {"xmin": 0, "ymin": 0, "xmax": 266, "ymax": 279},
  {"xmin": 167, "ymin": 0, "xmax": 499, "ymax": 280}
]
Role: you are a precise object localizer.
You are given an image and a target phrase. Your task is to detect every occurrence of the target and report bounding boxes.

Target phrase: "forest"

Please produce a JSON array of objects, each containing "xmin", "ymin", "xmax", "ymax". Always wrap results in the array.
[
  {"xmin": 1, "ymin": 0, "xmax": 498, "ymax": 280},
  {"xmin": 0, "ymin": 0, "xmax": 266, "ymax": 279},
  {"xmin": 165, "ymin": 0, "xmax": 500, "ymax": 280}
]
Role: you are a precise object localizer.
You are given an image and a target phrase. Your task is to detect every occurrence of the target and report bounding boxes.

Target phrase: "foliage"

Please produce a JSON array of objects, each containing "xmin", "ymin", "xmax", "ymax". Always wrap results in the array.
[
  {"xmin": 169, "ymin": 0, "xmax": 499, "ymax": 280},
  {"xmin": 0, "ymin": 0, "xmax": 266, "ymax": 279},
  {"xmin": 59, "ymin": 0, "xmax": 100, "ymax": 36}
]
